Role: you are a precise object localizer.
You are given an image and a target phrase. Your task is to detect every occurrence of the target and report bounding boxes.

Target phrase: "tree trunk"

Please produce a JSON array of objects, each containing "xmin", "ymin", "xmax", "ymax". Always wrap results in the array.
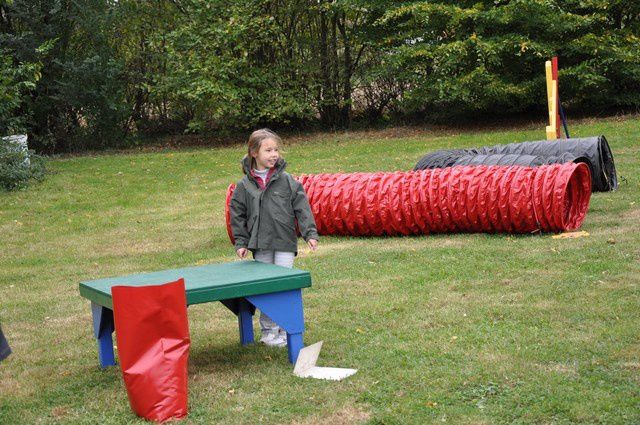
[{"xmin": 337, "ymin": 11, "xmax": 352, "ymax": 127}]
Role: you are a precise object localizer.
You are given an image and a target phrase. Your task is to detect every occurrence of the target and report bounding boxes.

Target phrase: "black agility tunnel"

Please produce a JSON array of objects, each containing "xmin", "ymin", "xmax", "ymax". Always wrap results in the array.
[
  {"xmin": 414, "ymin": 136, "xmax": 617, "ymax": 192},
  {"xmin": 0, "ymin": 325, "xmax": 11, "ymax": 362}
]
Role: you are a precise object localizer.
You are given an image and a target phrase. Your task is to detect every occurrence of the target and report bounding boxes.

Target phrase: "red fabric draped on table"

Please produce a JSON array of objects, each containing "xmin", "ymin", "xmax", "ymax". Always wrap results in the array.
[
  {"xmin": 112, "ymin": 278, "xmax": 190, "ymax": 423},
  {"xmin": 226, "ymin": 163, "xmax": 591, "ymax": 241}
]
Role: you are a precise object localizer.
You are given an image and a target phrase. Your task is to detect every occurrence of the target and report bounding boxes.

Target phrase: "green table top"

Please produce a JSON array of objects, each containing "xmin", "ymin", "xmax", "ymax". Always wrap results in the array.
[{"xmin": 79, "ymin": 260, "xmax": 312, "ymax": 309}]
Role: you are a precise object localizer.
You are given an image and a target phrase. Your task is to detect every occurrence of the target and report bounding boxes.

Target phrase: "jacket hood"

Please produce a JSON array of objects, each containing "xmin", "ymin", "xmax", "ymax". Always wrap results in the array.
[{"xmin": 241, "ymin": 155, "xmax": 287, "ymax": 176}]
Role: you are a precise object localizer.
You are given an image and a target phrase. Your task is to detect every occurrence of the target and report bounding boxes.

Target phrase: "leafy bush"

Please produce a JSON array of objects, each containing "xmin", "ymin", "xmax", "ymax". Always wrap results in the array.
[
  {"xmin": 0, "ymin": 143, "xmax": 46, "ymax": 191},
  {"xmin": 1, "ymin": 0, "xmax": 128, "ymax": 153},
  {"xmin": 377, "ymin": 0, "xmax": 640, "ymax": 119},
  {"xmin": 0, "ymin": 49, "xmax": 43, "ymax": 135}
]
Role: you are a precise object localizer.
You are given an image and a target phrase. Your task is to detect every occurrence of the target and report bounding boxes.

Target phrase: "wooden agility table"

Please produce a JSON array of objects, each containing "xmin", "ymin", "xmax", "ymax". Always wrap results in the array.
[{"xmin": 79, "ymin": 261, "xmax": 311, "ymax": 367}]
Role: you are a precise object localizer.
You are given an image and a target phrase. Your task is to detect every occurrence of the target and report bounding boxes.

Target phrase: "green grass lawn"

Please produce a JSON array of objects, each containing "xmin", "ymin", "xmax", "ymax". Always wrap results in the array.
[{"xmin": 1, "ymin": 116, "xmax": 638, "ymax": 424}]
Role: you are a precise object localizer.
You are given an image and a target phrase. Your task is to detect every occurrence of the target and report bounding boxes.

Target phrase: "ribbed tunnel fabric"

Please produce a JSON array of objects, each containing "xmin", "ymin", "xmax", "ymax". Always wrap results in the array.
[
  {"xmin": 226, "ymin": 163, "xmax": 592, "ymax": 241},
  {"xmin": 414, "ymin": 136, "xmax": 616, "ymax": 192}
]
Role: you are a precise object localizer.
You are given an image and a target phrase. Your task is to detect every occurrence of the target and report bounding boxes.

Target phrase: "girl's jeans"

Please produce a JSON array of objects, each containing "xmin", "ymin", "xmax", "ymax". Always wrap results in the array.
[{"xmin": 253, "ymin": 250, "xmax": 295, "ymax": 334}]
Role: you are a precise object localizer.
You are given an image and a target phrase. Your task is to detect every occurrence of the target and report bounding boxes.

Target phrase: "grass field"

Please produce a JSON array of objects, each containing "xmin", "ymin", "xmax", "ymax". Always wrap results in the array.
[{"xmin": 1, "ymin": 116, "xmax": 638, "ymax": 424}]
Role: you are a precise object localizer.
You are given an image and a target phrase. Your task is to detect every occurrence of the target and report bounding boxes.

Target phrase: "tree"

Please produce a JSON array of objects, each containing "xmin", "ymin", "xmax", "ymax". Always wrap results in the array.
[
  {"xmin": 376, "ymin": 0, "xmax": 640, "ymax": 119},
  {"xmin": 1, "ymin": 0, "xmax": 128, "ymax": 152}
]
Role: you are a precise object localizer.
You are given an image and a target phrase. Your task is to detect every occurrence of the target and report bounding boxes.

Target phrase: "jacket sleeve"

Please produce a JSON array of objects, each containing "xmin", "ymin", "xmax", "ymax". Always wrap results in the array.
[
  {"xmin": 230, "ymin": 181, "xmax": 250, "ymax": 249},
  {"xmin": 291, "ymin": 178, "xmax": 319, "ymax": 241}
]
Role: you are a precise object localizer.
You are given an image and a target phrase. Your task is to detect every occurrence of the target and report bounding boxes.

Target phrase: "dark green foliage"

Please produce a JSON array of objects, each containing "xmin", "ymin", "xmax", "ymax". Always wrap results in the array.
[
  {"xmin": 377, "ymin": 0, "xmax": 640, "ymax": 118},
  {"xmin": 0, "ymin": 0, "xmax": 639, "ymax": 152},
  {"xmin": 0, "ymin": 50, "xmax": 42, "ymax": 135},
  {"xmin": 1, "ymin": 0, "xmax": 128, "ymax": 153},
  {"xmin": 158, "ymin": 0, "xmax": 317, "ymax": 132},
  {"xmin": 0, "ymin": 145, "xmax": 46, "ymax": 191}
]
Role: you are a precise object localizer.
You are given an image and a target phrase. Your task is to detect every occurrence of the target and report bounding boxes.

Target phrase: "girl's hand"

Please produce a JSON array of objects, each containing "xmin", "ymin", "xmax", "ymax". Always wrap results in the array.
[
  {"xmin": 236, "ymin": 248, "xmax": 248, "ymax": 259},
  {"xmin": 307, "ymin": 239, "xmax": 318, "ymax": 251}
]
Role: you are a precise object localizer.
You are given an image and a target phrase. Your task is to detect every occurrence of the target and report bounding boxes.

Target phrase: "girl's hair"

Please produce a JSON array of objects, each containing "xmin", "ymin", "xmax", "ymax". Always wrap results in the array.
[{"xmin": 247, "ymin": 128, "xmax": 282, "ymax": 168}]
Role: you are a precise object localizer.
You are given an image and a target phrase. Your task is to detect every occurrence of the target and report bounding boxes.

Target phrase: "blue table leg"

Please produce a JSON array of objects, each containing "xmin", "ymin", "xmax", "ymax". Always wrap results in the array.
[
  {"xmin": 238, "ymin": 298, "xmax": 254, "ymax": 345},
  {"xmin": 286, "ymin": 332, "xmax": 304, "ymax": 364},
  {"xmin": 246, "ymin": 289, "xmax": 305, "ymax": 364},
  {"xmin": 91, "ymin": 302, "xmax": 116, "ymax": 368}
]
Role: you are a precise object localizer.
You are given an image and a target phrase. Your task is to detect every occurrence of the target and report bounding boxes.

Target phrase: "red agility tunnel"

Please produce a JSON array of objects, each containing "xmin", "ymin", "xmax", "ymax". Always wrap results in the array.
[
  {"xmin": 225, "ymin": 163, "xmax": 591, "ymax": 240},
  {"xmin": 112, "ymin": 278, "xmax": 190, "ymax": 423}
]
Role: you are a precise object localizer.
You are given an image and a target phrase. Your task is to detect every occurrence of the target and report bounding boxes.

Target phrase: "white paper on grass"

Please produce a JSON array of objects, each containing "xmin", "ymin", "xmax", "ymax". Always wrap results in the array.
[{"xmin": 293, "ymin": 341, "xmax": 357, "ymax": 381}]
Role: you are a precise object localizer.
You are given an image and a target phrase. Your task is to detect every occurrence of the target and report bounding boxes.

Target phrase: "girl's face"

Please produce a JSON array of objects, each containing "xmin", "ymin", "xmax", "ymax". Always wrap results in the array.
[{"xmin": 252, "ymin": 138, "xmax": 280, "ymax": 170}]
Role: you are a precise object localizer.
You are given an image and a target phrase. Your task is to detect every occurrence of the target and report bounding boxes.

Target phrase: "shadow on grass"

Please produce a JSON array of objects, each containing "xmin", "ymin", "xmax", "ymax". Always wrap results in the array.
[{"xmin": 188, "ymin": 340, "xmax": 290, "ymax": 375}]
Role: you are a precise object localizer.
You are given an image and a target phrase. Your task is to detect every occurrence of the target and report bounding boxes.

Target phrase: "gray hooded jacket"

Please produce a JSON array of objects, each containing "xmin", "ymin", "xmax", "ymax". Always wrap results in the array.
[{"xmin": 229, "ymin": 156, "xmax": 319, "ymax": 254}]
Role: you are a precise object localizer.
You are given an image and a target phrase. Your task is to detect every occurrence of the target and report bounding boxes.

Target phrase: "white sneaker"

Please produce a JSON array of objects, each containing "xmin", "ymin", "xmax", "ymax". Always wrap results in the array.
[
  {"xmin": 259, "ymin": 331, "xmax": 278, "ymax": 345},
  {"xmin": 270, "ymin": 332, "xmax": 287, "ymax": 348},
  {"xmin": 260, "ymin": 330, "xmax": 287, "ymax": 347},
  {"xmin": 276, "ymin": 329, "xmax": 288, "ymax": 347}
]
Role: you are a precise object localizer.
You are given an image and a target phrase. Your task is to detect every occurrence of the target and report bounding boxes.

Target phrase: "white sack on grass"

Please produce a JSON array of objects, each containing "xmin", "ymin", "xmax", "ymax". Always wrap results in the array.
[{"xmin": 2, "ymin": 135, "xmax": 30, "ymax": 166}]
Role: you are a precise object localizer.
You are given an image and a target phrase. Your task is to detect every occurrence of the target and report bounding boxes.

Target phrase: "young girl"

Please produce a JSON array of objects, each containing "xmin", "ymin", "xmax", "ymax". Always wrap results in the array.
[{"xmin": 229, "ymin": 128, "xmax": 319, "ymax": 347}]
